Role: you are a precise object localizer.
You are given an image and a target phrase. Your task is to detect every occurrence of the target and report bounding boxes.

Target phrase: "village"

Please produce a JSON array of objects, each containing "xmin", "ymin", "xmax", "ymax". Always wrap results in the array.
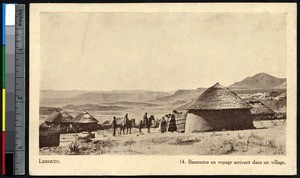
[{"xmin": 39, "ymin": 80, "xmax": 287, "ymax": 155}]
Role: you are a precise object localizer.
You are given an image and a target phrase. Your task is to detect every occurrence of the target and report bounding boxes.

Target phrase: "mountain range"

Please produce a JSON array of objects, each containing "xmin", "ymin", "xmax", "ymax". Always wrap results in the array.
[
  {"xmin": 151, "ymin": 73, "xmax": 286, "ymax": 105},
  {"xmin": 228, "ymin": 73, "xmax": 286, "ymax": 89},
  {"xmin": 40, "ymin": 73, "xmax": 286, "ymax": 107}
]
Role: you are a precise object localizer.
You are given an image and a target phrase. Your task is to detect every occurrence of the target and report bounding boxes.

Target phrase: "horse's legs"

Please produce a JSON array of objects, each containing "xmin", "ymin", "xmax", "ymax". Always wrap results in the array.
[{"xmin": 129, "ymin": 127, "xmax": 131, "ymax": 134}]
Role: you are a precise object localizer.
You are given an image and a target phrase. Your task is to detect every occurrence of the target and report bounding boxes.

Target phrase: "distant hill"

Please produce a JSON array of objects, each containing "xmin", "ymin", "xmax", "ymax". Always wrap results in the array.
[
  {"xmin": 39, "ymin": 106, "xmax": 62, "ymax": 115},
  {"xmin": 104, "ymin": 101, "xmax": 160, "ymax": 107},
  {"xmin": 229, "ymin": 73, "xmax": 286, "ymax": 89},
  {"xmin": 150, "ymin": 88, "xmax": 206, "ymax": 104},
  {"xmin": 62, "ymin": 104, "xmax": 129, "ymax": 111},
  {"xmin": 40, "ymin": 90, "xmax": 87, "ymax": 99},
  {"xmin": 75, "ymin": 91, "xmax": 170, "ymax": 103},
  {"xmin": 40, "ymin": 90, "xmax": 171, "ymax": 105}
]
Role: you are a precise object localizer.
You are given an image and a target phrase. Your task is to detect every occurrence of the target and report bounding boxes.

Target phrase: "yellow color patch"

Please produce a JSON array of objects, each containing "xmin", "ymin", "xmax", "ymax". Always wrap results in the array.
[{"xmin": 2, "ymin": 89, "xmax": 6, "ymax": 131}]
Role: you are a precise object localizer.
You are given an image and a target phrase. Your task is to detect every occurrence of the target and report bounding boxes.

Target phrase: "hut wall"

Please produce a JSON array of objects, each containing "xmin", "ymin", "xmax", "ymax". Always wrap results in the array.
[
  {"xmin": 39, "ymin": 131, "xmax": 60, "ymax": 148},
  {"xmin": 185, "ymin": 113, "xmax": 213, "ymax": 133},
  {"xmin": 73, "ymin": 123, "xmax": 98, "ymax": 132},
  {"xmin": 175, "ymin": 112, "xmax": 187, "ymax": 132},
  {"xmin": 185, "ymin": 109, "xmax": 254, "ymax": 133}
]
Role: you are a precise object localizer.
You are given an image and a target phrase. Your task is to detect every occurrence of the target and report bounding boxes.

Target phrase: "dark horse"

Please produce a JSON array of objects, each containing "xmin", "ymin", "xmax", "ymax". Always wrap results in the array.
[
  {"xmin": 121, "ymin": 118, "xmax": 134, "ymax": 135},
  {"xmin": 114, "ymin": 116, "xmax": 134, "ymax": 135},
  {"xmin": 146, "ymin": 115, "xmax": 155, "ymax": 133},
  {"xmin": 133, "ymin": 115, "xmax": 155, "ymax": 133}
]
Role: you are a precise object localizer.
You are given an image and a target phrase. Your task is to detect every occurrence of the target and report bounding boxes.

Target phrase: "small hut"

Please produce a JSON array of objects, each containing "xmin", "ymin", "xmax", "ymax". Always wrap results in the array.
[
  {"xmin": 247, "ymin": 100, "xmax": 276, "ymax": 120},
  {"xmin": 72, "ymin": 110, "xmax": 99, "ymax": 132},
  {"xmin": 45, "ymin": 111, "xmax": 73, "ymax": 125},
  {"xmin": 185, "ymin": 83, "xmax": 254, "ymax": 133},
  {"xmin": 44, "ymin": 111, "xmax": 74, "ymax": 133},
  {"xmin": 102, "ymin": 120, "xmax": 112, "ymax": 130},
  {"xmin": 39, "ymin": 123, "xmax": 61, "ymax": 148}
]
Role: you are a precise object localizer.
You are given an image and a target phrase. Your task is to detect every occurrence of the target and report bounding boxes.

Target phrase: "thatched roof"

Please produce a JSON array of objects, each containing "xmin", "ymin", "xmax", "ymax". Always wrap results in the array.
[
  {"xmin": 102, "ymin": 120, "xmax": 111, "ymax": 125},
  {"xmin": 72, "ymin": 110, "xmax": 98, "ymax": 124},
  {"xmin": 45, "ymin": 111, "xmax": 73, "ymax": 124},
  {"xmin": 187, "ymin": 83, "xmax": 252, "ymax": 110},
  {"xmin": 248, "ymin": 100, "xmax": 275, "ymax": 115},
  {"xmin": 174, "ymin": 100, "xmax": 194, "ymax": 111}
]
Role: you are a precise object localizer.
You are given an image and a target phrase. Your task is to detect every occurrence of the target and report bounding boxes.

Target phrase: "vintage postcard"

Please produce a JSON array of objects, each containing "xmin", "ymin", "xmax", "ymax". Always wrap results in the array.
[{"xmin": 29, "ymin": 3, "xmax": 297, "ymax": 175}]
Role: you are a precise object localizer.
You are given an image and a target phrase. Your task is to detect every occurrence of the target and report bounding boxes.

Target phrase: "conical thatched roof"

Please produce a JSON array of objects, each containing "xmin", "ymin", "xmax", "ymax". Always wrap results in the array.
[
  {"xmin": 175, "ymin": 100, "xmax": 194, "ymax": 111},
  {"xmin": 45, "ymin": 111, "xmax": 73, "ymax": 124},
  {"xmin": 72, "ymin": 110, "xmax": 98, "ymax": 124},
  {"xmin": 102, "ymin": 120, "xmax": 111, "ymax": 125},
  {"xmin": 247, "ymin": 100, "xmax": 275, "ymax": 115},
  {"xmin": 187, "ymin": 83, "xmax": 252, "ymax": 110}
]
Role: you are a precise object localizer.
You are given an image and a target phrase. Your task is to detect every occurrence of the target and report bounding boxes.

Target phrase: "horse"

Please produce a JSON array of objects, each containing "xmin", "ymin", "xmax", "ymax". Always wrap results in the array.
[
  {"xmin": 113, "ymin": 117, "xmax": 134, "ymax": 135},
  {"xmin": 122, "ymin": 118, "xmax": 134, "ymax": 135},
  {"xmin": 146, "ymin": 115, "xmax": 156, "ymax": 133},
  {"xmin": 131, "ymin": 119, "xmax": 145, "ymax": 133}
]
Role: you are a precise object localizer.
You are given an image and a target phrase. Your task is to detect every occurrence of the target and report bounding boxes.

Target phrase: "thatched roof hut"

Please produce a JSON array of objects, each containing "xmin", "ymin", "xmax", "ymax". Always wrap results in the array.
[
  {"xmin": 45, "ymin": 111, "xmax": 73, "ymax": 125},
  {"xmin": 71, "ymin": 111, "xmax": 99, "ymax": 132},
  {"xmin": 72, "ymin": 110, "xmax": 98, "ymax": 123},
  {"xmin": 185, "ymin": 83, "xmax": 254, "ymax": 133},
  {"xmin": 187, "ymin": 83, "xmax": 252, "ymax": 110},
  {"xmin": 247, "ymin": 100, "xmax": 276, "ymax": 120},
  {"xmin": 39, "ymin": 123, "xmax": 60, "ymax": 148},
  {"xmin": 101, "ymin": 120, "xmax": 112, "ymax": 130},
  {"xmin": 175, "ymin": 100, "xmax": 194, "ymax": 111}
]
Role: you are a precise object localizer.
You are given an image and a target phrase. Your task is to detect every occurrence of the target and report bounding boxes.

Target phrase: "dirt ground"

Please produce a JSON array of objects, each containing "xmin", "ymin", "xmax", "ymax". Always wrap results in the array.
[{"xmin": 39, "ymin": 119, "xmax": 286, "ymax": 155}]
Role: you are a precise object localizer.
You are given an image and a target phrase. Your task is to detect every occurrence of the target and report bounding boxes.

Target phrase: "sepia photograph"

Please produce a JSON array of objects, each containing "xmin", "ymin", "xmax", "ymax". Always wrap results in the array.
[{"xmin": 29, "ymin": 3, "xmax": 296, "ymax": 175}]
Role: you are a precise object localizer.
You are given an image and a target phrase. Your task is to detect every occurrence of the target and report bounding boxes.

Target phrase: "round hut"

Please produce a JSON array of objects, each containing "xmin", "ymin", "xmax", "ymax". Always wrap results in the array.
[
  {"xmin": 247, "ymin": 100, "xmax": 276, "ymax": 120},
  {"xmin": 72, "ymin": 110, "xmax": 99, "ymax": 132},
  {"xmin": 185, "ymin": 83, "xmax": 254, "ymax": 133},
  {"xmin": 45, "ymin": 110, "xmax": 73, "ymax": 125},
  {"xmin": 44, "ymin": 110, "xmax": 73, "ymax": 133},
  {"xmin": 39, "ymin": 123, "xmax": 61, "ymax": 148}
]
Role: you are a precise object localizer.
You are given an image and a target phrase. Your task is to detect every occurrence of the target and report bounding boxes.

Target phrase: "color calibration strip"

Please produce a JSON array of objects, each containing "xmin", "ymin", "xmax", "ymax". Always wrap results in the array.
[
  {"xmin": 2, "ymin": 4, "xmax": 25, "ymax": 175},
  {"xmin": 2, "ymin": 3, "xmax": 7, "ymax": 175},
  {"xmin": 2, "ymin": 3, "xmax": 16, "ymax": 175}
]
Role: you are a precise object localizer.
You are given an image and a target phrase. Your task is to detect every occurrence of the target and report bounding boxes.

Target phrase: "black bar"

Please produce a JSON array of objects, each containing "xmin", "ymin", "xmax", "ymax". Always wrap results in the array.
[{"xmin": 5, "ymin": 153, "xmax": 14, "ymax": 176}]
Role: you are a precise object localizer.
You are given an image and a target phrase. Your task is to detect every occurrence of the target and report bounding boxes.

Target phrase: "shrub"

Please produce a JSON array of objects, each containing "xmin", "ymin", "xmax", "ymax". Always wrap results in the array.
[{"xmin": 69, "ymin": 141, "xmax": 81, "ymax": 154}]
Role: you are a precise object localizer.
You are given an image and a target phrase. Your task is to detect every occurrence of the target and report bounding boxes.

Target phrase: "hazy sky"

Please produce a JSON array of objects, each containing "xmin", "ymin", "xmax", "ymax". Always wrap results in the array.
[{"xmin": 40, "ymin": 12, "xmax": 287, "ymax": 91}]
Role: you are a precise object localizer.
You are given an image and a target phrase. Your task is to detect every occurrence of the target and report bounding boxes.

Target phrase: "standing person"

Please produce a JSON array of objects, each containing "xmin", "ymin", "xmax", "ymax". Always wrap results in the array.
[
  {"xmin": 143, "ymin": 112, "xmax": 150, "ymax": 133},
  {"xmin": 123, "ymin": 114, "xmax": 130, "ymax": 134},
  {"xmin": 112, "ymin": 116, "xmax": 117, "ymax": 136},
  {"xmin": 168, "ymin": 113, "xmax": 177, "ymax": 132},
  {"xmin": 160, "ymin": 117, "xmax": 167, "ymax": 133},
  {"xmin": 124, "ymin": 114, "xmax": 129, "ymax": 124},
  {"xmin": 139, "ymin": 120, "xmax": 143, "ymax": 133}
]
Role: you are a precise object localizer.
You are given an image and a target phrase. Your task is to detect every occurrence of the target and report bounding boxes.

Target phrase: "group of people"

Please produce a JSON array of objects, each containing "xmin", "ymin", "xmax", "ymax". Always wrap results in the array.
[
  {"xmin": 111, "ymin": 112, "xmax": 154, "ymax": 136},
  {"xmin": 111, "ymin": 111, "xmax": 178, "ymax": 136},
  {"xmin": 159, "ymin": 112, "xmax": 177, "ymax": 133}
]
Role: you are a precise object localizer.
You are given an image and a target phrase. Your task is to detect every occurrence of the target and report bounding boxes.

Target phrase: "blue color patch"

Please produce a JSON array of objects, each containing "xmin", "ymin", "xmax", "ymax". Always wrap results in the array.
[{"xmin": 2, "ymin": 4, "xmax": 6, "ymax": 45}]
